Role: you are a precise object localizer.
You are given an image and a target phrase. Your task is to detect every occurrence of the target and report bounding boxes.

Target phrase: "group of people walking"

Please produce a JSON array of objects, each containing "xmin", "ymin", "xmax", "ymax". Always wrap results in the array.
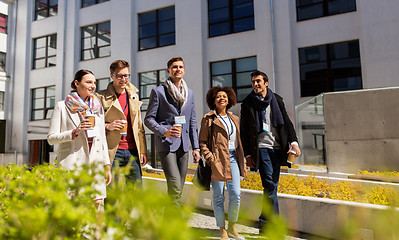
[{"xmin": 47, "ymin": 56, "xmax": 301, "ymax": 239}]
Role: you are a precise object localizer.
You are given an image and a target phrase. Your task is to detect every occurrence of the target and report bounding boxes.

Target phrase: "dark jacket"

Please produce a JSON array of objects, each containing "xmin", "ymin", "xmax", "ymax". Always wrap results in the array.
[
  {"xmin": 240, "ymin": 92, "xmax": 298, "ymax": 171},
  {"xmin": 199, "ymin": 111, "xmax": 246, "ymax": 182}
]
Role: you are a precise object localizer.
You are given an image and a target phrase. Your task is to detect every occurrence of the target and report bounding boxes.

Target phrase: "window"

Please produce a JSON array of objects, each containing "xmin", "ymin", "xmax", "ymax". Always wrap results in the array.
[
  {"xmin": 0, "ymin": 13, "xmax": 7, "ymax": 33},
  {"xmin": 139, "ymin": 69, "xmax": 168, "ymax": 110},
  {"xmin": 210, "ymin": 56, "xmax": 257, "ymax": 101},
  {"xmin": 0, "ymin": 91, "xmax": 4, "ymax": 111},
  {"xmin": 0, "ymin": 52, "xmax": 5, "ymax": 72},
  {"xmin": 81, "ymin": 21, "xmax": 111, "ymax": 61},
  {"xmin": 34, "ymin": 0, "xmax": 58, "ymax": 20},
  {"xmin": 299, "ymin": 40, "xmax": 362, "ymax": 97},
  {"xmin": 33, "ymin": 34, "xmax": 57, "ymax": 69},
  {"xmin": 96, "ymin": 77, "xmax": 111, "ymax": 91},
  {"xmin": 208, "ymin": 0, "xmax": 254, "ymax": 38},
  {"xmin": 81, "ymin": 0, "xmax": 109, "ymax": 8},
  {"xmin": 31, "ymin": 86, "xmax": 55, "ymax": 120},
  {"xmin": 296, "ymin": 0, "xmax": 356, "ymax": 21},
  {"xmin": 138, "ymin": 6, "xmax": 175, "ymax": 51}
]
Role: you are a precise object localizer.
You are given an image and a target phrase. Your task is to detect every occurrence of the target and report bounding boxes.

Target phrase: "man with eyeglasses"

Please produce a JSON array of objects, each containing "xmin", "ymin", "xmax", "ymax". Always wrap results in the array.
[{"xmin": 97, "ymin": 60, "xmax": 147, "ymax": 185}]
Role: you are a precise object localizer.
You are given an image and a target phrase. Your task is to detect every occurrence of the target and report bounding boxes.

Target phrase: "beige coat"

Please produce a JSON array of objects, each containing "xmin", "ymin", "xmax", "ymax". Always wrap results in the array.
[
  {"xmin": 96, "ymin": 82, "xmax": 147, "ymax": 163},
  {"xmin": 199, "ymin": 111, "xmax": 246, "ymax": 182},
  {"xmin": 47, "ymin": 101, "xmax": 110, "ymax": 199}
]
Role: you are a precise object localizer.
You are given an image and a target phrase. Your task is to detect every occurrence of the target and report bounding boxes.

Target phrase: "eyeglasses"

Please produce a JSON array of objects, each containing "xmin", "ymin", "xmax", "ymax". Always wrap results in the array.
[{"xmin": 112, "ymin": 73, "xmax": 131, "ymax": 80}]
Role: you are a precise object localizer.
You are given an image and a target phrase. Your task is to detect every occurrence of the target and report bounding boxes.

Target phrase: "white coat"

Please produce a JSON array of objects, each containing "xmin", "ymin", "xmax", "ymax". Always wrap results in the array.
[{"xmin": 47, "ymin": 101, "xmax": 110, "ymax": 199}]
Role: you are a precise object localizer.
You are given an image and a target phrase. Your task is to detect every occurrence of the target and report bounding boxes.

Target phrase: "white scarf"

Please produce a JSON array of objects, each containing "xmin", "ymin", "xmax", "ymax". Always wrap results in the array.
[{"xmin": 163, "ymin": 77, "xmax": 188, "ymax": 111}]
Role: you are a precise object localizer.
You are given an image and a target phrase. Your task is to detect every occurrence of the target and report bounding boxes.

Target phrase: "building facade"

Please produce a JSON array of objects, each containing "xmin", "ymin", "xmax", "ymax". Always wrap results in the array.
[{"xmin": 3, "ymin": 0, "xmax": 399, "ymax": 166}]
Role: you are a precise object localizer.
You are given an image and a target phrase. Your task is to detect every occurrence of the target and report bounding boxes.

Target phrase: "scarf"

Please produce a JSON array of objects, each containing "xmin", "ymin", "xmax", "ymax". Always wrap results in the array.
[
  {"xmin": 249, "ymin": 88, "xmax": 284, "ymax": 133},
  {"xmin": 65, "ymin": 91, "xmax": 102, "ymax": 120},
  {"xmin": 163, "ymin": 77, "xmax": 188, "ymax": 111}
]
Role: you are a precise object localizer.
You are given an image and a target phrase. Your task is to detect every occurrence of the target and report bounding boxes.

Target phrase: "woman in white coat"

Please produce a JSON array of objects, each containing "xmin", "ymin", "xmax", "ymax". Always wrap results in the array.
[{"xmin": 47, "ymin": 69, "xmax": 112, "ymax": 207}]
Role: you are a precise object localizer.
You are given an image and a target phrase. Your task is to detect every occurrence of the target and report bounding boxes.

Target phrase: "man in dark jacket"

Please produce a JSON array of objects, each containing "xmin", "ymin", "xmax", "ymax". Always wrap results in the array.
[{"xmin": 240, "ymin": 70, "xmax": 301, "ymax": 227}]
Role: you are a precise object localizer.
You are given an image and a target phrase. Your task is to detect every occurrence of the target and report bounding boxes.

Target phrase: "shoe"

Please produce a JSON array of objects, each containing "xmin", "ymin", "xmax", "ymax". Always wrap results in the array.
[{"xmin": 227, "ymin": 231, "xmax": 246, "ymax": 240}]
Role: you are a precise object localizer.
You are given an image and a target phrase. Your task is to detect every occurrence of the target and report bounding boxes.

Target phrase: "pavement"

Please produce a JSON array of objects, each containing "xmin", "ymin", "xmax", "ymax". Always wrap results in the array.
[{"xmin": 188, "ymin": 209, "xmax": 311, "ymax": 240}]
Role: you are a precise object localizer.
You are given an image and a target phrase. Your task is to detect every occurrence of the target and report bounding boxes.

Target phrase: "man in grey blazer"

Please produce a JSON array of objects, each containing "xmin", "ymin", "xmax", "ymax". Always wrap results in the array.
[{"xmin": 145, "ymin": 56, "xmax": 200, "ymax": 205}]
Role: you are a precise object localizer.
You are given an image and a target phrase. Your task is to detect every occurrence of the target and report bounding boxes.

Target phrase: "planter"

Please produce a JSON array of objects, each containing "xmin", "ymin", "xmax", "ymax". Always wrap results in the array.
[{"xmin": 143, "ymin": 177, "xmax": 399, "ymax": 240}]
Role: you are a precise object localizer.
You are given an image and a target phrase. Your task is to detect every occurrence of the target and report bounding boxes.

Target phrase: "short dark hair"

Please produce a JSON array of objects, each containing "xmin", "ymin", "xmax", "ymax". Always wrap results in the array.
[
  {"xmin": 71, "ymin": 69, "xmax": 94, "ymax": 89},
  {"xmin": 251, "ymin": 70, "xmax": 269, "ymax": 83},
  {"xmin": 110, "ymin": 60, "xmax": 130, "ymax": 74},
  {"xmin": 167, "ymin": 56, "xmax": 184, "ymax": 68},
  {"xmin": 206, "ymin": 86, "xmax": 237, "ymax": 110}
]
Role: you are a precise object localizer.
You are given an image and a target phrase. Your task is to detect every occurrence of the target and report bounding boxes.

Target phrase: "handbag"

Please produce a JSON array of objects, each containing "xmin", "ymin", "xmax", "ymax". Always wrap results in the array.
[
  {"xmin": 193, "ymin": 116, "xmax": 214, "ymax": 191},
  {"xmin": 193, "ymin": 158, "xmax": 211, "ymax": 191}
]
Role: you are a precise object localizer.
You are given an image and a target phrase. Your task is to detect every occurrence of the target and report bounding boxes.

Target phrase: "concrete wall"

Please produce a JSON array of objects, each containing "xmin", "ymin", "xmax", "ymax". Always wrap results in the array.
[{"xmin": 324, "ymin": 87, "xmax": 399, "ymax": 173}]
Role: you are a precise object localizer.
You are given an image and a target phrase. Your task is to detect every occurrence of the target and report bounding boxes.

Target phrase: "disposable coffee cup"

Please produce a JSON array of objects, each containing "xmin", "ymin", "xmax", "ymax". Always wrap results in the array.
[
  {"xmin": 287, "ymin": 149, "xmax": 297, "ymax": 164},
  {"xmin": 173, "ymin": 123, "xmax": 182, "ymax": 136},
  {"xmin": 85, "ymin": 114, "xmax": 95, "ymax": 129},
  {"xmin": 120, "ymin": 120, "xmax": 128, "ymax": 135}
]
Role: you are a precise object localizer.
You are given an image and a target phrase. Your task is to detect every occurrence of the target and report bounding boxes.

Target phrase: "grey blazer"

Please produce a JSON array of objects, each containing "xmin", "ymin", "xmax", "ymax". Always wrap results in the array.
[{"xmin": 144, "ymin": 85, "xmax": 199, "ymax": 152}]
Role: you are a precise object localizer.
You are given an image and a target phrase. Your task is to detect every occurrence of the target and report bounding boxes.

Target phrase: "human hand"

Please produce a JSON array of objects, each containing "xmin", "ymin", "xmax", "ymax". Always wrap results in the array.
[
  {"xmin": 75, "ymin": 119, "xmax": 92, "ymax": 136},
  {"xmin": 107, "ymin": 120, "xmax": 125, "ymax": 131},
  {"xmin": 164, "ymin": 126, "xmax": 181, "ymax": 138},
  {"xmin": 105, "ymin": 164, "xmax": 112, "ymax": 186},
  {"xmin": 140, "ymin": 153, "xmax": 147, "ymax": 166},
  {"xmin": 193, "ymin": 150, "xmax": 200, "ymax": 163},
  {"xmin": 245, "ymin": 155, "xmax": 255, "ymax": 169},
  {"xmin": 288, "ymin": 145, "xmax": 301, "ymax": 157}
]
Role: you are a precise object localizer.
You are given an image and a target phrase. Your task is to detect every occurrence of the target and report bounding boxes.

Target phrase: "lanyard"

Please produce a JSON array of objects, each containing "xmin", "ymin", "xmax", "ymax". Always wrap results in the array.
[
  {"xmin": 218, "ymin": 114, "xmax": 233, "ymax": 140},
  {"xmin": 123, "ymin": 92, "xmax": 129, "ymax": 113},
  {"xmin": 79, "ymin": 95, "xmax": 92, "ymax": 113}
]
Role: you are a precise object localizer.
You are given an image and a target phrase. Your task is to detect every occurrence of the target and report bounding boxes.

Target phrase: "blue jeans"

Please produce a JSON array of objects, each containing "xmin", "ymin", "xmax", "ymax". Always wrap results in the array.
[
  {"xmin": 258, "ymin": 148, "xmax": 283, "ymax": 220},
  {"xmin": 212, "ymin": 151, "xmax": 241, "ymax": 228},
  {"xmin": 113, "ymin": 149, "xmax": 142, "ymax": 185}
]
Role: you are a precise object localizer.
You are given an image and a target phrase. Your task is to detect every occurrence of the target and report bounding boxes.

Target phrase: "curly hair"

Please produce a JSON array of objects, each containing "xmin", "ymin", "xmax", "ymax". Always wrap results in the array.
[{"xmin": 206, "ymin": 86, "xmax": 237, "ymax": 110}]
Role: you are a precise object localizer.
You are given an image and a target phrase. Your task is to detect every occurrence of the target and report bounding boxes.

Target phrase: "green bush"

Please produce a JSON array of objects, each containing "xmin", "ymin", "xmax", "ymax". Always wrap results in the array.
[{"xmin": 0, "ymin": 164, "xmax": 203, "ymax": 240}]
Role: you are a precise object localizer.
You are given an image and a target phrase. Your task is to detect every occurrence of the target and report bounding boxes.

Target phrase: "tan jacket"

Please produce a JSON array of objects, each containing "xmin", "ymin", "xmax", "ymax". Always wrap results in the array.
[
  {"xmin": 96, "ymin": 82, "xmax": 147, "ymax": 163},
  {"xmin": 199, "ymin": 111, "xmax": 246, "ymax": 182}
]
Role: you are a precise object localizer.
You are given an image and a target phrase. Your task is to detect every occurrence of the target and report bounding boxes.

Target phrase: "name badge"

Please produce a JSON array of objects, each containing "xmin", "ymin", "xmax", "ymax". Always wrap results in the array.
[
  {"xmin": 175, "ymin": 115, "xmax": 186, "ymax": 125},
  {"xmin": 229, "ymin": 140, "xmax": 235, "ymax": 151},
  {"xmin": 87, "ymin": 126, "xmax": 100, "ymax": 138},
  {"xmin": 263, "ymin": 122, "xmax": 270, "ymax": 133}
]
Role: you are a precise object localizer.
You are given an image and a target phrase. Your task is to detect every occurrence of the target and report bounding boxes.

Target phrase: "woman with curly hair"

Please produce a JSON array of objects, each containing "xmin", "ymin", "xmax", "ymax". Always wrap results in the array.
[{"xmin": 199, "ymin": 86, "xmax": 247, "ymax": 240}]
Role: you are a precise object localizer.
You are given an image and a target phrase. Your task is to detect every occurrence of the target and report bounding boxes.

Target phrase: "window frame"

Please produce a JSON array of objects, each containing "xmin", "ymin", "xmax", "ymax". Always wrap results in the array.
[
  {"xmin": 80, "ymin": 21, "xmax": 111, "ymax": 61},
  {"xmin": 31, "ymin": 86, "xmax": 56, "ymax": 121},
  {"xmin": 96, "ymin": 77, "xmax": 111, "ymax": 91},
  {"xmin": 138, "ymin": 6, "xmax": 176, "ymax": 51},
  {"xmin": 296, "ymin": 0, "xmax": 356, "ymax": 22},
  {"xmin": 0, "ymin": 52, "xmax": 5, "ymax": 72},
  {"xmin": 298, "ymin": 40, "xmax": 362, "ymax": 97},
  {"xmin": 0, "ymin": 13, "xmax": 7, "ymax": 34},
  {"xmin": 138, "ymin": 69, "xmax": 168, "ymax": 111},
  {"xmin": 0, "ymin": 91, "xmax": 4, "ymax": 111},
  {"xmin": 32, "ymin": 34, "xmax": 57, "ymax": 69},
  {"xmin": 81, "ymin": 0, "xmax": 110, "ymax": 8},
  {"xmin": 210, "ymin": 56, "xmax": 257, "ymax": 102},
  {"xmin": 208, "ymin": 0, "xmax": 255, "ymax": 38},
  {"xmin": 34, "ymin": 0, "xmax": 58, "ymax": 21}
]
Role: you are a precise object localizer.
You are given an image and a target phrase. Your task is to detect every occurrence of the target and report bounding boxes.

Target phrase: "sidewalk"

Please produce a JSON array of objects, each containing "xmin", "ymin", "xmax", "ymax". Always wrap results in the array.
[{"xmin": 188, "ymin": 209, "xmax": 310, "ymax": 240}]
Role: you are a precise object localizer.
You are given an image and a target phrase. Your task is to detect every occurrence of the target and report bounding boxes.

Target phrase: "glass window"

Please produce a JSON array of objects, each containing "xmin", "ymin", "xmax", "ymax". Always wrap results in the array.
[
  {"xmin": 139, "ymin": 6, "xmax": 175, "ymax": 51},
  {"xmin": 96, "ymin": 77, "xmax": 111, "ymax": 91},
  {"xmin": 33, "ymin": 34, "xmax": 57, "ymax": 69},
  {"xmin": 0, "ymin": 52, "xmax": 5, "ymax": 72},
  {"xmin": 34, "ymin": 0, "xmax": 58, "ymax": 20},
  {"xmin": 81, "ymin": 21, "xmax": 111, "ymax": 61},
  {"xmin": 139, "ymin": 69, "xmax": 167, "ymax": 110},
  {"xmin": 81, "ymin": 0, "xmax": 109, "ymax": 8},
  {"xmin": 31, "ymin": 86, "xmax": 56, "ymax": 121},
  {"xmin": 299, "ymin": 40, "xmax": 362, "ymax": 97},
  {"xmin": 296, "ymin": 0, "xmax": 356, "ymax": 21},
  {"xmin": 208, "ymin": 0, "xmax": 254, "ymax": 38},
  {"xmin": 210, "ymin": 56, "xmax": 257, "ymax": 102},
  {"xmin": 0, "ymin": 14, "xmax": 7, "ymax": 34}
]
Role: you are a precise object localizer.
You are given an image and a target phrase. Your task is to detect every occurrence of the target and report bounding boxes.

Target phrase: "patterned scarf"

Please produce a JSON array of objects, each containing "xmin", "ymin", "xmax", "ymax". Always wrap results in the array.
[
  {"xmin": 65, "ymin": 91, "xmax": 102, "ymax": 120},
  {"xmin": 163, "ymin": 77, "xmax": 188, "ymax": 111}
]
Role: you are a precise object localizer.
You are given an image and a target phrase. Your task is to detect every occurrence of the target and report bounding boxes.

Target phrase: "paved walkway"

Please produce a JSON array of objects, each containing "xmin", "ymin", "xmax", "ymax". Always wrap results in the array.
[{"xmin": 189, "ymin": 209, "xmax": 309, "ymax": 240}]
